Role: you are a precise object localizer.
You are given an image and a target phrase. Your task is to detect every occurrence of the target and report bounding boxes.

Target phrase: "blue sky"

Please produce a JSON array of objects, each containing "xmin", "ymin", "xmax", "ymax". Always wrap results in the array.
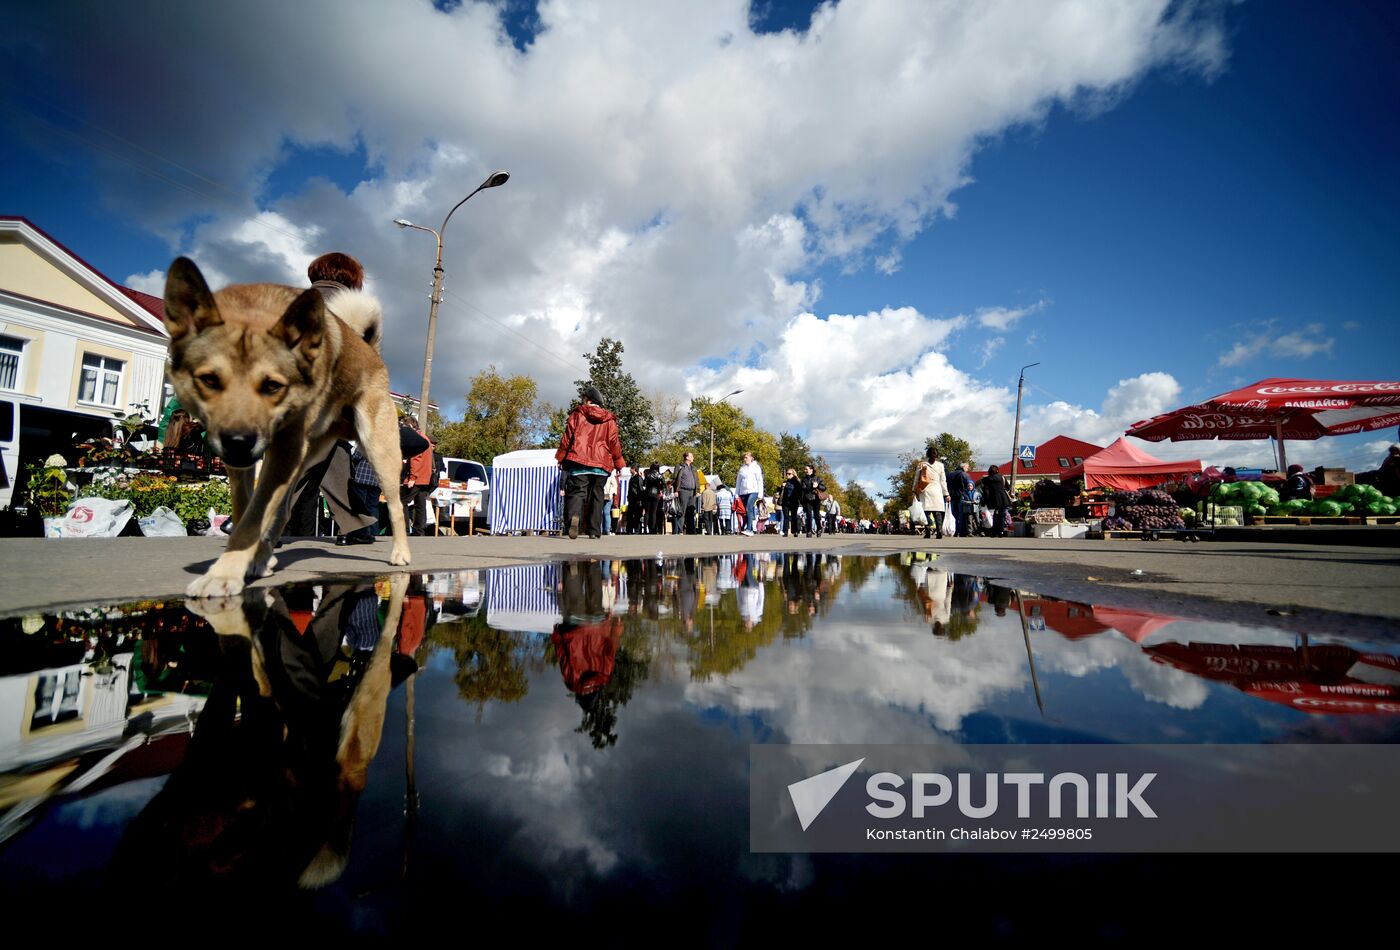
[{"xmin": 1, "ymin": 0, "xmax": 1396, "ymax": 485}]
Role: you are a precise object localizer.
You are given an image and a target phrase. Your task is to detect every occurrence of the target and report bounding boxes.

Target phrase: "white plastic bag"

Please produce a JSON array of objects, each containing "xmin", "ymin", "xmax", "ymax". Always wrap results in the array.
[
  {"xmin": 44, "ymin": 498, "xmax": 134, "ymax": 538},
  {"xmin": 908, "ymin": 498, "xmax": 926, "ymax": 526},
  {"xmin": 980, "ymin": 508, "xmax": 994, "ymax": 529},
  {"xmin": 203, "ymin": 508, "xmax": 231, "ymax": 537},
  {"xmin": 138, "ymin": 505, "xmax": 187, "ymax": 537},
  {"xmin": 942, "ymin": 509, "xmax": 957, "ymax": 537}
]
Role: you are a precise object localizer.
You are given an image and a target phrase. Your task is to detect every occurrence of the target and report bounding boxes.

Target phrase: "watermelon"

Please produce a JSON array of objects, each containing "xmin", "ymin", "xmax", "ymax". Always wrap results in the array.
[{"xmin": 1312, "ymin": 500, "xmax": 1343, "ymax": 517}]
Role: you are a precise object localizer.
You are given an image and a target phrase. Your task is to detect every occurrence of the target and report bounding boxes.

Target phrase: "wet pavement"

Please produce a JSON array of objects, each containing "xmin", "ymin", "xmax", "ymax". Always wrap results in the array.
[
  {"xmin": 3, "ymin": 531, "xmax": 1399, "ymax": 625},
  {"xmin": 2, "ymin": 553, "xmax": 1398, "ymax": 938}
]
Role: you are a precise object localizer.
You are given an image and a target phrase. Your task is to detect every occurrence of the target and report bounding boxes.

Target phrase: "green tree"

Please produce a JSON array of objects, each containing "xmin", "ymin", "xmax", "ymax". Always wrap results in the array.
[
  {"xmin": 391, "ymin": 393, "xmax": 444, "ymax": 433},
  {"xmin": 777, "ymin": 432, "xmax": 812, "ymax": 477},
  {"xmin": 680, "ymin": 397, "xmax": 779, "ymax": 492},
  {"xmin": 435, "ymin": 366, "xmax": 552, "ymax": 461},
  {"xmin": 843, "ymin": 480, "xmax": 879, "ymax": 521},
  {"xmin": 570, "ymin": 338, "xmax": 656, "ymax": 465}
]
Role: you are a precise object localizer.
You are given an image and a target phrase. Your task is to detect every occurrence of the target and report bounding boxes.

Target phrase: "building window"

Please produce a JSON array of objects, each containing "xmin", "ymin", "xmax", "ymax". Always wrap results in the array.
[
  {"xmin": 1073, "ymin": 456, "xmax": 1083, "ymax": 465},
  {"xmin": 0, "ymin": 334, "xmax": 24, "ymax": 390},
  {"xmin": 1057, "ymin": 457, "xmax": 1070, "ymax": 467},
  {"xmin": 79, "ymin": 353, "xmax": 124, "ymax": 407}
]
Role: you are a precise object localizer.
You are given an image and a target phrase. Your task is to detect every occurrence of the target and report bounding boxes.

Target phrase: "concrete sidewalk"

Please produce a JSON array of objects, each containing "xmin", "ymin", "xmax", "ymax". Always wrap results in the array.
[{"xmin": 3, "ymin": 532, "xmax": 1399, "ymax": 632}]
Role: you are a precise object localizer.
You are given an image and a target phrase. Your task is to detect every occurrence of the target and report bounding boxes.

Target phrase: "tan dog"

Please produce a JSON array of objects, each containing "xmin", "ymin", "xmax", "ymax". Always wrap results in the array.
[{"xmin": 163, "ymin": 257, "xmax": 411, "ymax": 597}]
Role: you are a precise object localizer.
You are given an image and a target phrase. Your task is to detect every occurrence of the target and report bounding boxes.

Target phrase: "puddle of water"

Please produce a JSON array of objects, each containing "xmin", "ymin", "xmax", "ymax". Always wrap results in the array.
[{"xmin": 1, "ymin": 553, "xmax": 1396, "ymax": 934}]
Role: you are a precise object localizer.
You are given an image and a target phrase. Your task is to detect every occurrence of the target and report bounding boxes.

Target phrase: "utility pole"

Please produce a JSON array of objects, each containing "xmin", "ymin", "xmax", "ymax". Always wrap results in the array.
[{"xmin": 1009, "ymin": 362, "xmax": 1040, "ymax": 497}]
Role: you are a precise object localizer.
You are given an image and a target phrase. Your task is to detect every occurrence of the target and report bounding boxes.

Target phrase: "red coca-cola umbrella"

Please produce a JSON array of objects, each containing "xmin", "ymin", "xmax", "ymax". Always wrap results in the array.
[
  {"xmin": 1125, "ymin": 378, "xmax": 1400, "ymax": 470},
  {"xmin": 1144, "ymin": 641, "xmax": 1400, "ymax": 716}
]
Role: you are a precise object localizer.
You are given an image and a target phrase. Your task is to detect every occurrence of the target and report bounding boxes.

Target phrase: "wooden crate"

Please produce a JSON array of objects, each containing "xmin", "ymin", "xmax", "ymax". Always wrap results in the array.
[
  {"xmin": 1249, "ymin": 515, "xmax": 1363, "ymax": 526},
  {"xmin": 1100, "ymin": 529, "xmax": 1196, "ymax": 541}
]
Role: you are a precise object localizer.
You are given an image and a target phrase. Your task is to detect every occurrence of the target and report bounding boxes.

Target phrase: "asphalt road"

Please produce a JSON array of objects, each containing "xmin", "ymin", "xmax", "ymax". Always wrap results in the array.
[{"xmin": 3, "ymin": 532, "xmax": 1398, "ymax": 636}]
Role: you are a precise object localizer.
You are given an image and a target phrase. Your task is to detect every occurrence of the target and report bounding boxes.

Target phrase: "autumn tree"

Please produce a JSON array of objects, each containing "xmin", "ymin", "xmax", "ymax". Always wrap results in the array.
[
  {"xmin": 435, "ymin": 366, "xmax": 553, "ymax": 462},
  {"xmin": 843, "ymin": 480, "xmax": 879, "ymax": 521},
  {"xmin": 679, "ymin": 397, "xmax": 780, "ymax": 492}
]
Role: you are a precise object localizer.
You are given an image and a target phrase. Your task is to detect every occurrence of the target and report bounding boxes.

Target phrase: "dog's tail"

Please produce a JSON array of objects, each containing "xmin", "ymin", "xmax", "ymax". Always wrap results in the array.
[{"xmin": 323, "ymin": 289, "xmax": 384, "ymax": 352}]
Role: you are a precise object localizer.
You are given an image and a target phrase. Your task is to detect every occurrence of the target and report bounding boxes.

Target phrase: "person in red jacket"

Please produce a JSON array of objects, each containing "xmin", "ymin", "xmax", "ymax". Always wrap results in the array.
[{"xmin": 556, "ymin": 384, "xmax": 627, "ymax": 539}]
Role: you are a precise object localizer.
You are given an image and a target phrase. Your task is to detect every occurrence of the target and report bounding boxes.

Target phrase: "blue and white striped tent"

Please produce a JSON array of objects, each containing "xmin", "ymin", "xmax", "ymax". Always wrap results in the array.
[
  {"xmin": 485, "ymin": 562, "xmax": 560, "ymax": 631},
  {"xmin": 489, "ymin": 449, "xmax": 562, "ymax": 534}
]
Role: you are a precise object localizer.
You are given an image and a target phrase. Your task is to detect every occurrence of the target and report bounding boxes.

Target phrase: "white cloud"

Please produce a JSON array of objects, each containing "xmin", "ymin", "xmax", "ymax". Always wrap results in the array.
[
  {"xmin": 975, "ymin": 300, "xmax": 1045, "ymax": 331},
  {"xmin": 978, "ymin": 336, "xmax": 1005, "ymax": 367},
  {"xmin": 2, "ymin": 0, "xmax": 1233, "ymax": 475},
  {"xmin": 1217, "ymin": 321, "xmax": 1335, "ymax": 367}
]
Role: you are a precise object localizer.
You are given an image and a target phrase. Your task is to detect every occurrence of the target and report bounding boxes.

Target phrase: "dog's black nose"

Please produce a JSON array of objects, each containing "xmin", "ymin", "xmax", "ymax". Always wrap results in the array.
[{"xmin": 218, "ymin": 431, "xmax": 259, "ymax": 467}]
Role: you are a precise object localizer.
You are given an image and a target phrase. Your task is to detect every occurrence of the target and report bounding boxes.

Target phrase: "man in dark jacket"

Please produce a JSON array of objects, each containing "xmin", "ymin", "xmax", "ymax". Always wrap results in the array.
[
  {"xmin": 979, "ymin": 465, "xmax": 1013, "ymax": 538},
  {"xmin": 555, "ymin": 385, "xmax": 627, "ymax": 539},
  {"xmin": 675, "ymin": 451, "xmax": 700, "ymax": 534}
]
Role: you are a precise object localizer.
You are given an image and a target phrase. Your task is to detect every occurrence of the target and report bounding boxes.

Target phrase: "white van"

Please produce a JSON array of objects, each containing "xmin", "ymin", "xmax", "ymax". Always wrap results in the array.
[
  {"xmin": 439, "ymin": 457, "xmax": 490, "ymax": 532},
  {"xmin": 0, "ymin": 397, "xmax": 17, "ymax": 509}
]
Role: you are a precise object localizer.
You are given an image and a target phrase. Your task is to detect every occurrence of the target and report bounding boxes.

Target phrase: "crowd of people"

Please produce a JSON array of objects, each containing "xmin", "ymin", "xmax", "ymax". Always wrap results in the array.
[{"xmin": 130, "ymin": 246, "xmax": 1400, "ymax": 544}]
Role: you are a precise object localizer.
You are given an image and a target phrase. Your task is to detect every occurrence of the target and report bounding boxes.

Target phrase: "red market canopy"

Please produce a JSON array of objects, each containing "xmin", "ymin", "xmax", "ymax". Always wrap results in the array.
[
  {"xmin": 1125, "ymin": 378, "xmax": 1400, "ymax": 471},
  {"xmin": 1062, "ymin": 437, "xmax": 1201, "ymax": 490},
  {"xmin": 1092, "ymin": 605, "xmax": 1180, "ymax": 644}
]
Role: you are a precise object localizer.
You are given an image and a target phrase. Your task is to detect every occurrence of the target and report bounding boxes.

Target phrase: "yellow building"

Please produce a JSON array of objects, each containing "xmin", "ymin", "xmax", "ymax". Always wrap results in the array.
[{"xmin": 0, "ymin": 217, "xmax": 170, "ymax": 506}]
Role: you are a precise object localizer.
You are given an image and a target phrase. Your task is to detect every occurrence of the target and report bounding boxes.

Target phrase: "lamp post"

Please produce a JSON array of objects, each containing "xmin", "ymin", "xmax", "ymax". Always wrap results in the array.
[
  {"xmin": 1008, "ymin": 362, "xmax": 1040, "ymax": 498},
  {"xmin": 710, "ymin": 389, "xmax": 743, "ymax": 475},
  {"xmin": 394, "ymin": 170, "xmax": 510, "ymax": 431}
]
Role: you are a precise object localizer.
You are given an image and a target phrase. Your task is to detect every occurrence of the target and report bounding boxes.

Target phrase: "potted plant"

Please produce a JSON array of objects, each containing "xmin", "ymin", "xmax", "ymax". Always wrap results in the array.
[{"xmin": 24, "ymin": 458, "xmax": 73, "ymax": 534}]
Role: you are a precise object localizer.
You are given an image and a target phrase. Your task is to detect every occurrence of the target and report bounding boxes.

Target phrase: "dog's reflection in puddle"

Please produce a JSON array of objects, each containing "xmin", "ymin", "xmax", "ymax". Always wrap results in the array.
[{"xmin": 111, "ymin": 575, "xmax": 412, "ymax": 889}]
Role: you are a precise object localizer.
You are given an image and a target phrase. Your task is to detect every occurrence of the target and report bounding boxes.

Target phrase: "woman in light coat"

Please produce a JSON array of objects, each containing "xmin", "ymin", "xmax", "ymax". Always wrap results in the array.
[{"xmin": 916, "ymin": 447, "xmax": 951, "ymax": 540}]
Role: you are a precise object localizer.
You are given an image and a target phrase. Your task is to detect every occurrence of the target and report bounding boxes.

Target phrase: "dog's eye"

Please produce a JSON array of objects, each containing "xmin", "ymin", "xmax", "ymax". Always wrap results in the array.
[
  {"xmin": 198, "ymin": 373, "xmax": 222, "ymax": 390},
  {"xmin": 259, "ymin": 379, "xmax": 285, "ymax": 396}
]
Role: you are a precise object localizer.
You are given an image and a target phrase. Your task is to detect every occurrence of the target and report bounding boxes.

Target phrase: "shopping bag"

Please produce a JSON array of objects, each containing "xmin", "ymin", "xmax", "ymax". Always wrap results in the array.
[
  {"xmin": 941, "ymin": 509, "xmax": 957, "ymax": 536},
  {"xmin": 138, "ymin": 505, "xmax": 187, "ymax": 537},
  {"xmin": 908, "ymin": 498, "xmax": 926, "ymax": 525},
  {"xmin": 44, "ymin": 497, "xmax": 134, "ymax": 538},
  {"xmin": 979, "ymin": 508, "xmax": 994, "ymax": 530}
]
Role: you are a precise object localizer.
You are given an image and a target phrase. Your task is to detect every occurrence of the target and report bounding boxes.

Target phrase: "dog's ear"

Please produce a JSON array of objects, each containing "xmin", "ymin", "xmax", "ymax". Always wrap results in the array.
[
  {"xmin": 272, "ymin": 288, "xmax": 326, "ymax": 358},
  {"xmin": 163, "ymin": 257, "xmax": 222, "ymax": 340}
]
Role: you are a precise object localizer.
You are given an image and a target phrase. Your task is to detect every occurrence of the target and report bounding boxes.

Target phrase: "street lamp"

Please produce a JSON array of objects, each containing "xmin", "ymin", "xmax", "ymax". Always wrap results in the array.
[
  {"xmin": 394, "ymin": 169, "xmax": 510, "ymax": 431},
  {"xmin": 709, "ymin": 389, "xmax": 743, "ymax": 475},
  {"xmin": 1008, "ymin": 362, "xmax": 1040, "ymax": 495}
]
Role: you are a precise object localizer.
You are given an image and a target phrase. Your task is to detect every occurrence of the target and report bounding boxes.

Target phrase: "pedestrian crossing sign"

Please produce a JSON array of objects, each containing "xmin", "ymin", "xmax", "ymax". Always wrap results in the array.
[{"xmin": 1018, "ymin": 444, "xmax": 1036, "ymax": 462}]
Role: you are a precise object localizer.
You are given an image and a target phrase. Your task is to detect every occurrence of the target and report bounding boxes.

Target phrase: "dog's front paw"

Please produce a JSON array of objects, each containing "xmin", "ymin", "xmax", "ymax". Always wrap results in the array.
[
  {"xmin": 251, "ymin": 552, "xmax": 278, "ymax": 578},
  {"xmin": 187, "ymin": 569, "xmax": 247, "ymax": 599},
  {"xmin": 182, "ymin": 594, "xmax": 253, "ymax": 636},
  {"xmin": 389, "ymin": 544, "xmax": 411, "ymax": 567}
]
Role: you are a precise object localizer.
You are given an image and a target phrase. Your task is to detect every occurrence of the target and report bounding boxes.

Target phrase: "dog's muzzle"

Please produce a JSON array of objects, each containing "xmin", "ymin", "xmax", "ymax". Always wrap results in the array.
[{"xmin": 213, "ymin": 430, "xmax": 264, "ymax": 468}]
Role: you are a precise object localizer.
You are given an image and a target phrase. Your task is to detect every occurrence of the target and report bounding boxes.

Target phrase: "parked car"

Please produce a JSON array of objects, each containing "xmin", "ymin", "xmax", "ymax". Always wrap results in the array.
[{"xmin": 440, "ymin": 457, "xmax": 490, "ymax": 532}]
